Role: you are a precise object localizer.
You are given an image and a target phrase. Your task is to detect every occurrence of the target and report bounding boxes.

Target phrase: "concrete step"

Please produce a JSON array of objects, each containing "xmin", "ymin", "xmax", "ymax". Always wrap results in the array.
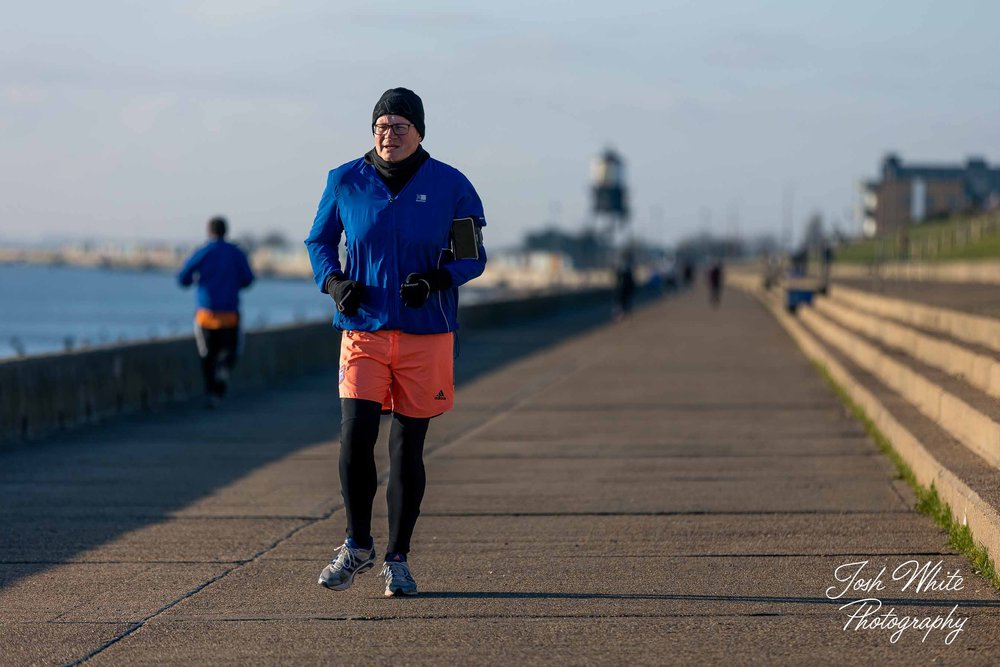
[
  {"xmin": 832, "ymin": 277, "xmax": 1000, "ymax": 319},
  {"xmin": 814, "ymin": 296, "xmax": 1000, "ymax": 401},
  {"xmin": 829, "ymin": 283, "xmax": 1000, "ymax": 355},
  {"xmin": 797, "ymin": 301, "xmax": 1000, "ymax": 471}
]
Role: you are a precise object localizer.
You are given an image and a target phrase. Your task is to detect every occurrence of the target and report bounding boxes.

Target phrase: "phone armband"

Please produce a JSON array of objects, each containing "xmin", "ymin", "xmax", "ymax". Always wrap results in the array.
[{"xmin": 450, "ymin": 217, "xmax": 482, "ymax": 260}]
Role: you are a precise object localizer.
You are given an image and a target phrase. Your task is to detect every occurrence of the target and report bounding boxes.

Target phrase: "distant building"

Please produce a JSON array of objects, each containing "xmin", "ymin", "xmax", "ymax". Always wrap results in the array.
[{"xmin": 860, "ymin": 153, "xmax": 1000, "ymax": 237}]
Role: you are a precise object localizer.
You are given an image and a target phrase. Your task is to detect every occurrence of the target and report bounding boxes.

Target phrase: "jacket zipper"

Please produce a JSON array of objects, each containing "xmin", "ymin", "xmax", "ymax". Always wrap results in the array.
[{"xmin": 371, "ymin": 160, "xmax": 447, "ymax": 331}]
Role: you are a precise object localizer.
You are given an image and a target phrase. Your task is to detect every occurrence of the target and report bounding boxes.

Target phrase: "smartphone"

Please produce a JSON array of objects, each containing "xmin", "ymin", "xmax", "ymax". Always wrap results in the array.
[{"xmin": 450, "ymin": 217, "xmax": 481, "ymax": 260}]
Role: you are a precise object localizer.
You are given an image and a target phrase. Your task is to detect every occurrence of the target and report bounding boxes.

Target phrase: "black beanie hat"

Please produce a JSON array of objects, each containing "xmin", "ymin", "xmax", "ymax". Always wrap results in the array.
[{"xmin": 372, "ymin": 87, "xmax": 425, "ymax": 139}]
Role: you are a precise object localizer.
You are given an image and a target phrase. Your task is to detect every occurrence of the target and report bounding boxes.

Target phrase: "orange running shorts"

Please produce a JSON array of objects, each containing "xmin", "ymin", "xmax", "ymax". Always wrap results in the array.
[{"xmin": 338, "ymin": 330, "xmax": 454, "ymax": 418}]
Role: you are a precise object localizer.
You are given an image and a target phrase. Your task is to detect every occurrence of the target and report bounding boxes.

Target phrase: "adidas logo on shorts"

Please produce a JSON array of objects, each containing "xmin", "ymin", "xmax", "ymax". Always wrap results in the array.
[{"xmin": 434, "ymin": 390, "xmax": 447, "ymax": 400}]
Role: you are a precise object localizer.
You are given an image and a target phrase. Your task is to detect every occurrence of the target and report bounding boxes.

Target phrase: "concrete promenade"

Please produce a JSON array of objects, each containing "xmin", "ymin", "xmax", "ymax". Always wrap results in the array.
[{"xmin": 3, "ymin": 288, "xmax": 1000, "ymax": 665}]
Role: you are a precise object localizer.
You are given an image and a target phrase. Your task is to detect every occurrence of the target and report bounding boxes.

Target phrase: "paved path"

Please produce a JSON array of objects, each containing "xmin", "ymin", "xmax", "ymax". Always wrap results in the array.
[{"xmin": 3, "ymin": 288, "xmax": 1000, "ymax": 666}]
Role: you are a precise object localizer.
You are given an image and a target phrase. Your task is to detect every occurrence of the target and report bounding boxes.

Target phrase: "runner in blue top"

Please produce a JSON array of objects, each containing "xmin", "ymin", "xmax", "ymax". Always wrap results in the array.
[
  {"xmin": 306, "ymin": 88, "xmax": 487, "ymax": 596},
  {"xmin": 177, "ymin": 216, "xmax": 255, "ymax": 407}
]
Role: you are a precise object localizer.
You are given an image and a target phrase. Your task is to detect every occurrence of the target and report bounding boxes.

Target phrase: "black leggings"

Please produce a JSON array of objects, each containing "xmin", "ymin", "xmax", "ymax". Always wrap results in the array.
[
  {"xmin": 195, "ymin": 325, "xmax": 239, "ymax": 397},
  {"xmin": 339, "ymin": 398, "xmax": 429, "ymax": 555}
]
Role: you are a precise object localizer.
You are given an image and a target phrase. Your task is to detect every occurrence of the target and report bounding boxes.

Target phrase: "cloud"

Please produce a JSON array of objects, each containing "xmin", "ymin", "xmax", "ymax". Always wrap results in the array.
[
  {"xmin": 6, "ymin": 86, "xmax": 47, "ymax": 104},
  {"xmin": 183, "ymin": 0, "xmax": 292, "ymax": 24},
  {"xmin": 703, "ymin": 31, "xmax": 819, "ymax": 72},
  {"xmin": 120, "ymin": 93, "xmax": 179, "ymax": 134}
]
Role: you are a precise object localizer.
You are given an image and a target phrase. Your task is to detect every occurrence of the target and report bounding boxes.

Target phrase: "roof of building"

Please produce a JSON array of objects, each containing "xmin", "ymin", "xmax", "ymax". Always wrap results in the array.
[{"xmin": 880, "ymin": 153, "xmax": 1000, "ymax": 202}]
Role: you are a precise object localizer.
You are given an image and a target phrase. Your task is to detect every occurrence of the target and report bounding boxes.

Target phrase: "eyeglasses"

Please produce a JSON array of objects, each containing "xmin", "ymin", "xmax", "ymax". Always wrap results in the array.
[{"xmin": 373, "ymin": 123, "xmax": 414, "ymax": 136}]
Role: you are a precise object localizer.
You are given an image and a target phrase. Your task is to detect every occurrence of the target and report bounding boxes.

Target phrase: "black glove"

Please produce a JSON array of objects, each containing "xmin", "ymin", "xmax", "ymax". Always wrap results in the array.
[
  {"xmin": 325, "ymin": 274, "xmax": 363, "ymax": 316},
  {"xmin": 400, "ymin": 269, "xmax": 452, "ymax": 308}
]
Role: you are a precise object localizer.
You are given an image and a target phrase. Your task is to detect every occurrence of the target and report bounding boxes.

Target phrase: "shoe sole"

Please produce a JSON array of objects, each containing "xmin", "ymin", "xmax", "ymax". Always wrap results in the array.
[
  {"xmin": 318, "ymin": 560, "xmax": 374, "ymax": 591},
  {"xmin": 384, "ymin": 587, "xmax": 418, "ymax": 597}
]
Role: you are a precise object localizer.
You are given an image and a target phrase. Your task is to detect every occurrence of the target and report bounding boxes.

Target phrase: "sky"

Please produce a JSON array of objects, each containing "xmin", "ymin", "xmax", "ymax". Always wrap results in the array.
[{"xmin": 2, "ymin": 0, "xmax": 998, "ymax": 250}]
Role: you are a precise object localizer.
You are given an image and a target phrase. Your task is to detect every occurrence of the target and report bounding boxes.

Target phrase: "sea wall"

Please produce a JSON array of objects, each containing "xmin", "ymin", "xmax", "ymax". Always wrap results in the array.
[{"xmin": 0, "ymin": 288, "xmax": 615, "ymax": 444}]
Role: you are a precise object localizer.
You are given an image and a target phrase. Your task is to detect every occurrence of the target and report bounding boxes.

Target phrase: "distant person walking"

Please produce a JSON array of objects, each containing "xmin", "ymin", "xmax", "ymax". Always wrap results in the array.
[
  {"xmin": 682, "ymin": 261, "xmax": 695, "ymax": 288},
  {"xmin": 708, "ymin": 259, "xmax": 724, "ymax": 306},
  {"xmin": 177, "ymin": 216, "xmax": 255, "ymax": 407},
  {"xmin": 306, "ymin": 87, "xmax": 487, "ymax": 597},
  {"xmin": 614, "ymin": 254, "xmax": 636, "ymax": 320},
  {"xmin": 820, "ymin": 243, "xmax": 834, "ymax": 293}
]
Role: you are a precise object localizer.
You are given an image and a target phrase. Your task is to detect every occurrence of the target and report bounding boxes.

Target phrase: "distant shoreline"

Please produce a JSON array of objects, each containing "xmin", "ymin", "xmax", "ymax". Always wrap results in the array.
[
  {"xmin": 0, "ymin": 244, "xmax": 621, "ymax": 291},
  {"xmin": 0, "ymin": 247, "xmax": 313, "ymax": 281}
]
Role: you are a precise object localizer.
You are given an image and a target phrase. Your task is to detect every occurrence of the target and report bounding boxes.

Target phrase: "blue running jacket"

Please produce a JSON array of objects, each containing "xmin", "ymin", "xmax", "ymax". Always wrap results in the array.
[
  {"xmin": 305, "ymin": 156, "xmax": 487, "ymax": 334},
  {"xmin": 177, "ymin": 240, "xmax": 255, "ymax": 312}
]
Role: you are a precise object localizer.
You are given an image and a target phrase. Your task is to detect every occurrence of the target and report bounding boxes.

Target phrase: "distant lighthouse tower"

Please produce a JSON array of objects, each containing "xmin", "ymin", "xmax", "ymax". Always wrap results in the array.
[{"xmin": 591, "ymin": 148, "xmax": 630, "ymax": 263}]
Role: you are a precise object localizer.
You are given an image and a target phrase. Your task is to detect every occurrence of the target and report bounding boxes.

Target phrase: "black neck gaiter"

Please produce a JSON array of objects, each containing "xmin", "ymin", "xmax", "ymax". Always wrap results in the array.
[{"xmin": 365, "ymin": 146, "xmax": 430, "ymax": 195}]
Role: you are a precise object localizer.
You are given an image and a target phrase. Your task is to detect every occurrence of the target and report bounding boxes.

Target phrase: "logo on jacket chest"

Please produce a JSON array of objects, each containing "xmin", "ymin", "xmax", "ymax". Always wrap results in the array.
[{"xmin": 415, "ymin": 194, "xmax": 427, "ymax": 202}]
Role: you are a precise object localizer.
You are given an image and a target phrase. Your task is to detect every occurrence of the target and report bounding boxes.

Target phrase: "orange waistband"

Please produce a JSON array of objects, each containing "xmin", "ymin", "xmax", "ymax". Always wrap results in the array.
[{"xmin": 195, "ymin": 309, "xmax": 240, "ymax": 329}]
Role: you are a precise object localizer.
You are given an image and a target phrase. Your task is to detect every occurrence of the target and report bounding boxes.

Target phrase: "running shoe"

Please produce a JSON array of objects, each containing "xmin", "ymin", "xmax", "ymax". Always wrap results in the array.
[
  {"xmin": 318, "ymin": 540, "xmax": 376, "ymax": 591},
  {"xmin": 380, "ymin": 558, "xmax": 418, "ymax": 597}
]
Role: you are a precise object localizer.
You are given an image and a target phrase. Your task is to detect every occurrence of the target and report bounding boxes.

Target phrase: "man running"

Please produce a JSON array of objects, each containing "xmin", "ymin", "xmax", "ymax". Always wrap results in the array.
[{"xmin": 306, "ymin": 88, "xmax": 487, "ymax": 596}]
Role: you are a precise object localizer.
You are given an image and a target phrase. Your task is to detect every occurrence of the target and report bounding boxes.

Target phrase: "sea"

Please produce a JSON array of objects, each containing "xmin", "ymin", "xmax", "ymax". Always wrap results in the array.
[{"xmin": 0, "ymin": 263, "xmax": 496, "ymax": 360}]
